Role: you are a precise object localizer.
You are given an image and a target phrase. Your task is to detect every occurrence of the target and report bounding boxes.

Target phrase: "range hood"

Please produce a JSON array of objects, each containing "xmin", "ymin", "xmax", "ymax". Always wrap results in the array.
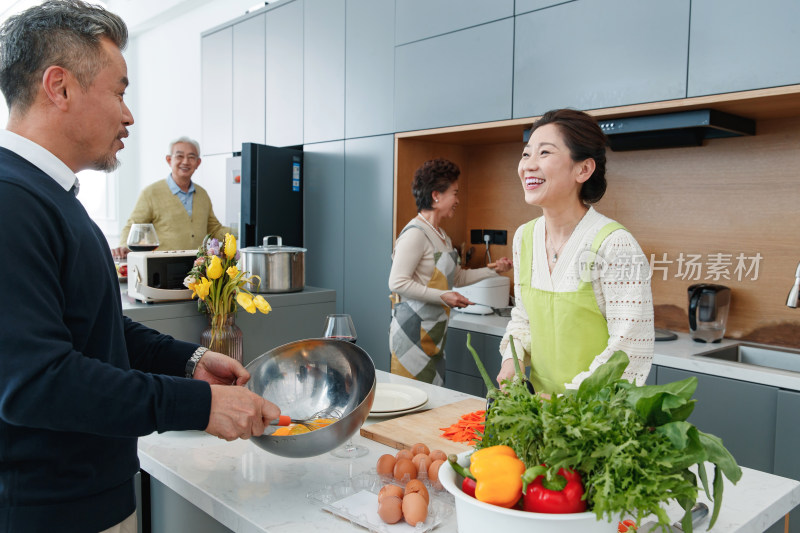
[{"xmin": 597, "ymin": 109, "xmax": 755, "ymax": 151}]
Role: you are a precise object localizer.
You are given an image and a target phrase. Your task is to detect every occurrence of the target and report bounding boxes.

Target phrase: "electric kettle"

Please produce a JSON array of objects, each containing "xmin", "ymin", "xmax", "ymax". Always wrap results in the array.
[{"xmin": 688, "ymin": 284, "xmax": 731, "ymax": 343}]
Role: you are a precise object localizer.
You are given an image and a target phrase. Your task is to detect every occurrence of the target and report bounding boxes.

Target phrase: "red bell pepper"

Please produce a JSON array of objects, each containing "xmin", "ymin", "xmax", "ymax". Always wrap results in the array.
[
  {"xmin": 521, "ymin": 465, "xmax": 587, "ymax": 514},
  {"xmin": 447, "ymin": 455, "xmax": 477, "ymax": 498},
  {"xmin": 461, "ymin": 477, "xmax": 477, "ymax": 497}
]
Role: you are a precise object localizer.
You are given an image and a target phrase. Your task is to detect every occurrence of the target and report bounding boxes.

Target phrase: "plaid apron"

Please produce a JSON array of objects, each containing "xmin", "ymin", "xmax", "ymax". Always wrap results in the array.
[{"xmin": 389, "ymin": 224, "xmax": 458, "ymax": 385}]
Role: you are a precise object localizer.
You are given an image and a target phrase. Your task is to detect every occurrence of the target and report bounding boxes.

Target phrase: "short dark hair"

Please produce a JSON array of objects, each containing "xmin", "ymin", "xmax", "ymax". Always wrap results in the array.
[
  {"xmin": 0, "ymin": 0, "xmax": 128, "ymax": 113},
  {"xmin": 412, "ymin": 158, "xmax": 460, "ymax": 211},
  {"xmin": 531, "ymin": 109, "xmax": 608, "ymax": 203}
]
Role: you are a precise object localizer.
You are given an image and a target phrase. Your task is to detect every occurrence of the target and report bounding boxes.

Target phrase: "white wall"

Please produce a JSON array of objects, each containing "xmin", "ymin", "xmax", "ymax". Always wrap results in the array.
[{"xmin": 118, "ymin": 0, "xmax": 258, "ymax": 235}]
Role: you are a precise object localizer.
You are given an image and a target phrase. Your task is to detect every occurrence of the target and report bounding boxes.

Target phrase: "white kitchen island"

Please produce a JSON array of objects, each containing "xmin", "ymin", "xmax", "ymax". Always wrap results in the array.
[{"xmin": 137, "ymin": 371, "xmax": 800, "ymax": 533}]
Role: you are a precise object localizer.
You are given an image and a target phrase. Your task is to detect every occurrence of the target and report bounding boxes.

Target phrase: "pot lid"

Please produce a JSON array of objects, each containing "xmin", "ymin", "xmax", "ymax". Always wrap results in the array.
[{"xmin": 242, "ymin": 235, "xmax": 307, "ymax": 254}]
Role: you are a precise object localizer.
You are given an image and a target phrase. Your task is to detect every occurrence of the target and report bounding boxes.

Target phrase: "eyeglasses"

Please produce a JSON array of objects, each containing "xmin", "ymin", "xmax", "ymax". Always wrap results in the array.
[{"xmin": 172, "ymin": 153, "xmax": 198, "ymax": 162}]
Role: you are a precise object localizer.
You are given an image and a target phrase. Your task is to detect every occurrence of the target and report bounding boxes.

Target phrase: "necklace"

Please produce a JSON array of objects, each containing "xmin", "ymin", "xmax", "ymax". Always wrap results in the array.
[
  {"xmin": 417, "ymin": 214, "xmax": 446, "ymax": 241},
  {"xmin": 546, "ymin": 223, "xmax": 579, "ymax": 263}
]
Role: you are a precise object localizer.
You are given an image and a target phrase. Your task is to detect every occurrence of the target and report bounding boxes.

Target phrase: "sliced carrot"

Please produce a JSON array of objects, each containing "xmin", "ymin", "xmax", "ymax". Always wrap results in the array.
[{"xmin": 440, "ymin": 410, "xmax": 486, "ymax": 444}]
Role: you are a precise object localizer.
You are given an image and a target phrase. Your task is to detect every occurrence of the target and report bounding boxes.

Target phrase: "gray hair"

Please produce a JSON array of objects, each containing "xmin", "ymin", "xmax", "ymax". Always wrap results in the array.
[
  {"xmin": 0, "ymin": 0, "xmax": 128, "ymax": 114},
  {"xmin": 168, "ymin": 136, "xmax": 201, "ymax": 155}
]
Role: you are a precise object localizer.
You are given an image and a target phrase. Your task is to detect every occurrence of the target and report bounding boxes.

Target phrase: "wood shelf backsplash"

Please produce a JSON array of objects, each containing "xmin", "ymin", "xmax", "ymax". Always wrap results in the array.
[{"xmin": 394, "ymin": 87, "xmax": 800, "ymax": 349}]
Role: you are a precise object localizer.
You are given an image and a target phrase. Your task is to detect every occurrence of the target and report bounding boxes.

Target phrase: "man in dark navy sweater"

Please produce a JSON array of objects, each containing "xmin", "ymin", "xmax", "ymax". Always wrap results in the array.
[{"xmin": 0, "ymin": 2, "xmax": 281, "ymax": 531}]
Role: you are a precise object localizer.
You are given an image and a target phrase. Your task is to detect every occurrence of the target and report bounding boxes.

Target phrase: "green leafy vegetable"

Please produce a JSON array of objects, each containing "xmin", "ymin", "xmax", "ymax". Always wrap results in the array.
[{"xmin": 469, "ymin": 333, "xmax": 741, "ymax": 533}]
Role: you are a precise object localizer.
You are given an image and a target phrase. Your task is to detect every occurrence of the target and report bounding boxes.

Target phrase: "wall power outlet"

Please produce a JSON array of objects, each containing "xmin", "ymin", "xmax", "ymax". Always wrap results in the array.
[{"xmin": 470, "ymin": 229, "xmax": 507, "ymax": 245}]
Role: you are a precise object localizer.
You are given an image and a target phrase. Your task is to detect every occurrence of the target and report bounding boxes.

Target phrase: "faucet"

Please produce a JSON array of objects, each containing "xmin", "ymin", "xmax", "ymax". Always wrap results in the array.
[{"xmin": 788, "ymin": 261, "xmax": 800, "ymax": 308}]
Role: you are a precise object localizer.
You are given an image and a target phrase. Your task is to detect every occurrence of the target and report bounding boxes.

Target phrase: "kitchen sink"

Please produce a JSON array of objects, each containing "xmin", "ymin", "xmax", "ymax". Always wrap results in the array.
[{"xmin": 695, "ymin": 343, "xmax": 800, "ymax": 373}]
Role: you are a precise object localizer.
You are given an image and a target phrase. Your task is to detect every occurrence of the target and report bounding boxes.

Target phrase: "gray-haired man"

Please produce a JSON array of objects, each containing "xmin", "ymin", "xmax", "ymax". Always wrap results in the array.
[
  {"xmin": 114, "ymin": 136, "xmax": 230, "ymax": 259},
  {"xmin": 0, "ymin": 2, "xmax": 279, "ymax": 531}
]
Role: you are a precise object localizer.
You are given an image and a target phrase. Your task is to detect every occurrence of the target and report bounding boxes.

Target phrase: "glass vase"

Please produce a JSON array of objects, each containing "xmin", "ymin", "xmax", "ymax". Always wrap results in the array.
[{"xmin": 201, "ymin": 313, "xmax": 243, "ymax": 364}]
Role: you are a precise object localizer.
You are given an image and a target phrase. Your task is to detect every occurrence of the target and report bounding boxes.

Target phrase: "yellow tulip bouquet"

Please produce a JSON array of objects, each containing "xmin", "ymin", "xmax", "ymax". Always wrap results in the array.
[{"xmin": 184, "ymin": 234, "xmax": 271, "ymax": 346}]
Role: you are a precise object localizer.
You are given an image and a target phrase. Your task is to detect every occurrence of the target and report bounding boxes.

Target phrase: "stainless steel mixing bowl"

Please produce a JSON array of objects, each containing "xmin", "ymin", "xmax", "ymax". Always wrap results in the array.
[{"xmin": 245, "ymin": 338, "xmax": 376, "ymax": 458}]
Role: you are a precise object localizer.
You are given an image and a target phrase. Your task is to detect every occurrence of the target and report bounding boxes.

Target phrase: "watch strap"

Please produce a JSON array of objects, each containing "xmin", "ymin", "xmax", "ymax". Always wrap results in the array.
[{"xmin": 185, "ymin": 346, "xmax": 208, "ymax": 378}]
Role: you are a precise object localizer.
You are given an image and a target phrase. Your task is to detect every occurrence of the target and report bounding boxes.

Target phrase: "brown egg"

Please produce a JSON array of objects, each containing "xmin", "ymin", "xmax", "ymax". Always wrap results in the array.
[
  {"xmin": 377, "ymin": 495, "xmax": 403, "ymax": 524},
  {"xmin": 410, "ymin": 442, "xmax": 430, "ymax": 456},
  {"xmin": 395, "ymin": 449, "xmax": 413, "ymax": 461},
  {"xmin": 411, "ymin": 453, "xmax": 428, "ymax": 469},
  {"xmin": 376, "ymin": 454, "xmax": 396, "ymax": 477},
  {"xmin": 393, "ymin": 458, "xmax": 417, "ymax": 482},
  {"xmin": 404, "ymin": 479, "xmax": 430, "ymax": 504},
  {"xmin": 378, "ymin": 484, "xmax": 404, "ymax": 502},
  {"xmin": 429, "ymin": 449, "xmax": 447, "ymax": 462},
  {"xmin": 402, "ymin": 492, "xmax": 428, "ymax": 526},
  {"xmin": 427, "ymin": 459, "xmax": 445, "ymax": 484}
]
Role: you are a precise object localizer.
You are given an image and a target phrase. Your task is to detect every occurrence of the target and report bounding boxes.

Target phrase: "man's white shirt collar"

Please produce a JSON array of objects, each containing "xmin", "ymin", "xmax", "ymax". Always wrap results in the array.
[{"xmin": 0, "ymin": 129, "xmax": 78, "ymax": 193}]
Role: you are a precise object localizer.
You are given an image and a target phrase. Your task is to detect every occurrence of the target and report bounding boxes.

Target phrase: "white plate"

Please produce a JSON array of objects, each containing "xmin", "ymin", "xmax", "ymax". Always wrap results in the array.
[
  {"xmin": 368, "ymin": 403, "xmax": 428, "ymax": 418},
  {"xmin": 370, "ymin": 383, "xmax": 428, "ymax": 413}
]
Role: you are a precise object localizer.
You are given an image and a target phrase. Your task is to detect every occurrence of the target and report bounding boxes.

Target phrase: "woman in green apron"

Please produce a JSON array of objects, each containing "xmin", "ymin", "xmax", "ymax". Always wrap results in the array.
[
  {"xmin": 389, "ymin": 159, "xmax": 511, "ymax": 385},
  {"xmin": 497, "ymin": 109, "xmax": 654, "ymax": 395}
]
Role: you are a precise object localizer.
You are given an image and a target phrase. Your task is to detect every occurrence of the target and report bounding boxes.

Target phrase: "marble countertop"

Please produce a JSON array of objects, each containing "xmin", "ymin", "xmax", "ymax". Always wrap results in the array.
[
  {"xmin": 138, "ymin": 371, "xmax": 800, "ymax": 533},
  {"xmin": 449, "ymin": 313, "xmax": 800, "ymax": 392}
]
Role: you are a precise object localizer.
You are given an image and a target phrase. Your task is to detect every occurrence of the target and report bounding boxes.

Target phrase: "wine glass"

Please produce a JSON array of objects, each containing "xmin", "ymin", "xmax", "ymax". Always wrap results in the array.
[
  {"xmin": 324, "ymin": 314, "xmax": 368, "ymax": 459},
  {"xmin": 323, "ymin": 314, "xmax": 358, "ymax": 343},
  {"xmin": 127, "ymin": 223, "xmax": 160, "ymax": 252}
]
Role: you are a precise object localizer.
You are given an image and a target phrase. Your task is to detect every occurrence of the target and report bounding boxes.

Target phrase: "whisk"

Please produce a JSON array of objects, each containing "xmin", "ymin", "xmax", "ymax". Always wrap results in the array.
[{"xmin": 269, "ymin": 407, "xmax": 343, "ymax": 431}]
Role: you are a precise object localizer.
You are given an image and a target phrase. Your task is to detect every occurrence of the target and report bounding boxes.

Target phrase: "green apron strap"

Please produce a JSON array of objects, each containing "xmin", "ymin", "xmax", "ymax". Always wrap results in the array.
[
  {"xmin": 519, "ymin": 218, "xmax": 539, "ymax": 288},
  {"xmin": 579, "ymin": 222, "xmax": 626, "ymax": 289}
]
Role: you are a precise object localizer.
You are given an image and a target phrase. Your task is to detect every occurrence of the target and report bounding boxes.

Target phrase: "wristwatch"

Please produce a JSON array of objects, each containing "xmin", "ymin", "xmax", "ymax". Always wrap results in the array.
[{"xmin": 185, "ymin": 347, "xmax": 208, "ymax": 378}]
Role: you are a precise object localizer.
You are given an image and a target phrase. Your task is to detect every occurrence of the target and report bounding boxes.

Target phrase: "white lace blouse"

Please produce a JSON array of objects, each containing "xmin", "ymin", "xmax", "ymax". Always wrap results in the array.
[{"xmin": 500, "ymin": 207, "xmax": 654, "ymax": 388}]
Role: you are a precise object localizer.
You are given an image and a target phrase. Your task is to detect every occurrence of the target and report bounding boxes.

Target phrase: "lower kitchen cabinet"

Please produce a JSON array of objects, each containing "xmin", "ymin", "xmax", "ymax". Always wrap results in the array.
[
  {"xmin": 651, "ymin": 366, "xmax": 793, "ymax": 533},
  {"xmin": 149, "ymin": 477, "xmax": 232, "ymax": 533},
  {"xmin": 123, "ymin": 288, "xmax": 336, "ymax": 367},
  {"xmin": 774, "ymin": 389, "xmax": 800, "ymax": 533},
  {"xmin": 645, "ymin": 364, "xmax": 658, "ymax": 386},
  {"xmin": 444, "ymin": 328, "xmax": 502, "ymax": 397},
  {"xmin": 445, "ymin": 370, "xmax": 485, "ymax": 397},
  {"xmin": 657, "ymin": 367, "xmax": 777, "ymax": 475}
]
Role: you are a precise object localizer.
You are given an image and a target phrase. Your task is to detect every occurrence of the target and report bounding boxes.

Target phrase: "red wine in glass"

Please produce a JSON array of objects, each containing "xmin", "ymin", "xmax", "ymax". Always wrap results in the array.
[
  {"xmin": 327, "ymin": 335, "xmax": 357, "ymax": 344},
  {"xmin": 128, "ymin": 244, "xmax": 159, "ymax": 252}
]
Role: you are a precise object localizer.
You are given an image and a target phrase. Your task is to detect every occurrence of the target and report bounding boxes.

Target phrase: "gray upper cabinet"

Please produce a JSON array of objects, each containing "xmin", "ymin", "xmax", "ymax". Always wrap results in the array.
[
  {"xmin": 516, "ymin": 0, "xmax": 575, "ymax": 15},
  {"xmin": 657, "ymin": 367, "xmax": 777, "ymax": 474},
  {"xmin": 201, "ymin": 27, "xmax": 233, "ymax": 156},
  {"xmin": 343, "ymin": 135, "xmax": 394, "ymax": 372},
  {"xmin": 513, "ymin": 0, "xmax": 689, "ymax": 118},
  {"xmin": 266, "ymin": 0, "xmax": 303, "ymax": 147},
  {"xmin": 688, "ymin": 0, "xmax": 800, "ymax": 97},
  {"xmin": 774, "ymin": 389, "xmax": 800, "ymax": 533},
  {"xmin": 303, "ymin": 141, "xmax": 345, "ymax": 314},
  {"xmin": 345, "ymin": 0, "xmax": 395, "ymax": 138},
  {"xmin": 395, "ymin": 0, "xmax": 513, "ymax": 45},
  {"xmin": 232, "ymin": 13, "xmax": 266, "ymax": 150},
  {"xmin": 395, "ymin": 19, "xmax": 514, "ymax": 132},
  {"xmin": 304, "ymin": 0, "xmax": 345, "ymax": 144}
]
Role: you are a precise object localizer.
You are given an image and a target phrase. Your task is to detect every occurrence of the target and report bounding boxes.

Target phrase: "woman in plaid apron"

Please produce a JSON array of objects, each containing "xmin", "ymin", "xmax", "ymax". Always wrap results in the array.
[{"xmin": 388, "ymin": 159, "xmax": 511, "ymax": 384}]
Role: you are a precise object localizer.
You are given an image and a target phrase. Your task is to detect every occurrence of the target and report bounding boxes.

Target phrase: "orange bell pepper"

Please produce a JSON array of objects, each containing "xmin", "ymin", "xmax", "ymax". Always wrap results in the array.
[{"xmin": 469, "ymin": 445, "xmax": 526, "ymax": 508}]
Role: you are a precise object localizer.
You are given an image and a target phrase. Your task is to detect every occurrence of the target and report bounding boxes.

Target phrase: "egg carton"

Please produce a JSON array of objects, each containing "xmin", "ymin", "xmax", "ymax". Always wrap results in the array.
[
  {"xmin": 307, "ymin": 472, "xmax": 454, "ymax": 533},
  {"xmin": 374, "ymin": 468, "xmax": 448, "ymax": 493}
]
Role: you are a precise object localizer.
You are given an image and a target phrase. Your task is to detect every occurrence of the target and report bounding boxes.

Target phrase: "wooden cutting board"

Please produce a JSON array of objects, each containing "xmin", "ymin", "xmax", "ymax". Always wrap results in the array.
[{"xmin": 360, "ymin": 398, "xmax": 485, "ymax": 456}]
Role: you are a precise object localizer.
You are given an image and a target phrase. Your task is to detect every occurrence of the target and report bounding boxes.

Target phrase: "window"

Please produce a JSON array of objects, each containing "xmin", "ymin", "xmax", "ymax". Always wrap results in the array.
[{"xmin": 1, "ymin": 0, "xmax": 118, "ymax": 245}]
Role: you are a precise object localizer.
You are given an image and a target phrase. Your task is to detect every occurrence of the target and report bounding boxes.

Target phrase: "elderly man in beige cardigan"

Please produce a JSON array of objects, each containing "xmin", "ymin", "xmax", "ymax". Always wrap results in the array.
[{"xmin": 113, "ymin": 137, "xmax": 230, "ymax": 259}]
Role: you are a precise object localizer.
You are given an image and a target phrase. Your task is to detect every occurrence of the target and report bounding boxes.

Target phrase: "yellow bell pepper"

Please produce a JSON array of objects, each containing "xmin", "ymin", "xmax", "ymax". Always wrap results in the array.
[{"xmin": 469, "ymin": 445, "xmax": 526, "ymax": 508}]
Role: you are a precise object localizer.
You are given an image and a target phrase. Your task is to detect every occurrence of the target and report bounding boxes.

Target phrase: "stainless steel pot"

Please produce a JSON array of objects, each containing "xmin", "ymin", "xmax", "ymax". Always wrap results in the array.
[{"xmin": 240, "ymin": 236, "xmax": 306, "ymax": 293}]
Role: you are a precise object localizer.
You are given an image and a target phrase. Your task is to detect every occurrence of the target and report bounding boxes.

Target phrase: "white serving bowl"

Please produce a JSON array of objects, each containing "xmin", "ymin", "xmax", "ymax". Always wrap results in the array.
[{"xmin": 438, "ymin": 452, "xmax": 619, "ymax": 533}]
